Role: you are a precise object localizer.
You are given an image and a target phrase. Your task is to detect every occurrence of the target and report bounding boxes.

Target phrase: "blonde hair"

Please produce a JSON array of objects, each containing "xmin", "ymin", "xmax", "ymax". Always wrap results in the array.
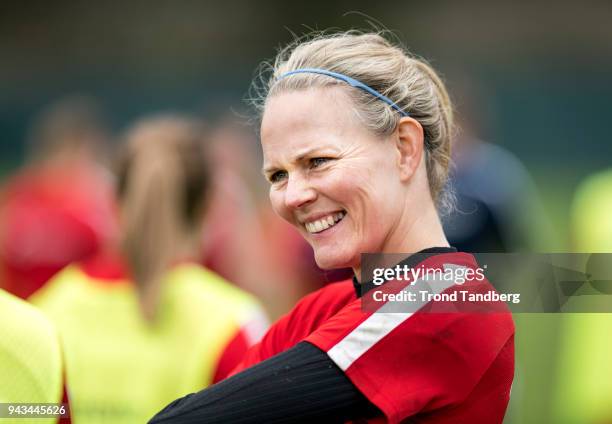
[
  {"xmin": 251, "ymin": 31, "xmax": 455, "ymax": 213},
  {"xmin": 116, "ymin": 116, "xmax": 210, "ymax": 320}
]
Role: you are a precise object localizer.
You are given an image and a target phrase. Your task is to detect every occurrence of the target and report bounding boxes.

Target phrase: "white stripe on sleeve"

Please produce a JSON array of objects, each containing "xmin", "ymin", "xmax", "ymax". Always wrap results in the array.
[{"xmin": 327, "ymin": 264, "xmax": 464, "ymax": 371}]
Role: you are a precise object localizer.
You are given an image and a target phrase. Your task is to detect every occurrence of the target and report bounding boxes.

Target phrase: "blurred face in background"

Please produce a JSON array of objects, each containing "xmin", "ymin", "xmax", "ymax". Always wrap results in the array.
[{"xmin": 261, "ymin": 87, "xmax": 407, "ymax": 272}]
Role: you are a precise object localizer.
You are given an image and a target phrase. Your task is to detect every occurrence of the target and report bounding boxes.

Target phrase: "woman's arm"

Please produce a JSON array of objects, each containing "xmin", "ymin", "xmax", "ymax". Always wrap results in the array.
[{"xmin": 149, "ymin": 341, "xmax": 379, "ymax": 424}]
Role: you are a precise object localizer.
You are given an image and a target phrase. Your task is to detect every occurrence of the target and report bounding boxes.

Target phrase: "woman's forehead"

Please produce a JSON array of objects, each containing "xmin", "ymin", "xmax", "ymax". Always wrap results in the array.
[
  {"xmin": 261, "ymin": 87, "xmax": 358, "ymax": 139},
  {"xmin": 260, "ymin": 124, "xmax": 345, "ymax": 169}
]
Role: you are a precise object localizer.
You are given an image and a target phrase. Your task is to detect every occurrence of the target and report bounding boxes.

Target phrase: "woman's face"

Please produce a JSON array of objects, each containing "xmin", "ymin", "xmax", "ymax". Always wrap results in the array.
[{"xmin": 261, "ymin": 87, "xmax": 407, "ymax": 271}]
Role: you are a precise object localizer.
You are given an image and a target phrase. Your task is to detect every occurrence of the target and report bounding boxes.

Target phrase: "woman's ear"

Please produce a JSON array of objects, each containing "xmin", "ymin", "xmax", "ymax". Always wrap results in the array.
[{"xmin": 395, "ymin": 117, "xmax": 425, "ymax": 182}]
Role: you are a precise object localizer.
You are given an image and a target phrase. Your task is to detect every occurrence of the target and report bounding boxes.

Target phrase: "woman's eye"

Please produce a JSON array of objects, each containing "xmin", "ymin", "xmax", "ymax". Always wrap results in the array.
[
  {"xmin": 310, "ymin": 157, "xmax": 330, "ymax": 168},
  {"xmin": 270, "ymin": 170, "xmax": 287, "ymax": 183}
]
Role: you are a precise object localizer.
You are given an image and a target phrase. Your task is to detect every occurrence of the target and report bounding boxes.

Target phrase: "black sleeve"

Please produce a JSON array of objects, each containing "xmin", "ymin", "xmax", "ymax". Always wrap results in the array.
[{"xmin": 148, "ymin": 341, "xmax": 379, "ymax": 424}]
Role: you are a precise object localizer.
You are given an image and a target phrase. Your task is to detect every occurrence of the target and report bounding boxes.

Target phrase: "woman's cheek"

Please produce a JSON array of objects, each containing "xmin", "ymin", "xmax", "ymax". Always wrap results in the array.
[
  {"xmin": 269, "ymin": 189, "xmax": 288, "ymax": 220},
  {"xmin": 324, "ymin": 166, "xmax": 362, "ymax": 196}
]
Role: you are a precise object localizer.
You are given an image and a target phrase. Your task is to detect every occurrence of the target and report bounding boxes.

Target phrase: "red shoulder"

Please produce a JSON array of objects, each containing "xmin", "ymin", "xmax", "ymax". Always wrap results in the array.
[
  {"xmin": 78, "ymin": 249, "xmax": 128, "ymax": 282},
  {"xmin": 231, "ymin": 280, "xmax": 355, "ymax": 373},
  {"xmin": 260, "ymin": 279, "xmax": 355, "ymax": 353},
  {"xmin": 295, "ymin": 279, "xmax": 356, "ymax": 318}
]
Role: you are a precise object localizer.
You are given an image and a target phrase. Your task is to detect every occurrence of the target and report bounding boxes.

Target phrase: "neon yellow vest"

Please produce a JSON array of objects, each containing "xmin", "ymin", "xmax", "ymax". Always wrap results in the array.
[
  {"xmin": 571, "ymin": 169, "xmax": 612, "ymax": 252},
  {"xmin": 0, "ymin": 289, "xmax": 62, "ymax": 424},
  {"xmin": 553, "ymin": 169, "xmax": 612, "ymax": 424},
  {"xmin": 31, "ymin": 263, "xmax": 264, "ymax": 424}
]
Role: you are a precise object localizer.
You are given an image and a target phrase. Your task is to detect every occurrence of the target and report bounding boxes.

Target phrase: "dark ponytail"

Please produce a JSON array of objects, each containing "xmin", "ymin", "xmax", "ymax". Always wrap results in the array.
[{"xmin": 116, "ymin": 116, "xmax": 210, "ymax": 321}]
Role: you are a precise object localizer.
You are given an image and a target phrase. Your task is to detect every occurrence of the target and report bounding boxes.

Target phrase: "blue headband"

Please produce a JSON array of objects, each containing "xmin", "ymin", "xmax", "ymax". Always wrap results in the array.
[{"xmin": 278, "ymin": 68, "xmax": 409, "ymax": 117}]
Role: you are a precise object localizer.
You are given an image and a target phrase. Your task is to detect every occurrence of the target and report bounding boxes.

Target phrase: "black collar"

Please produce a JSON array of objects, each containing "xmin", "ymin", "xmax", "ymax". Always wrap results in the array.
[{"xmin": 352, "ymin": 247, "xmax": 458, "ymax": 298}]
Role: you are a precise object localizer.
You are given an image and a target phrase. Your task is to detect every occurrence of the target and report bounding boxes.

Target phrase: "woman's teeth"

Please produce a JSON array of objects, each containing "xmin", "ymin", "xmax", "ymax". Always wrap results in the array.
[{"xmin": 305, "ymin": 212, "xmax": 346, "ymax": 234}]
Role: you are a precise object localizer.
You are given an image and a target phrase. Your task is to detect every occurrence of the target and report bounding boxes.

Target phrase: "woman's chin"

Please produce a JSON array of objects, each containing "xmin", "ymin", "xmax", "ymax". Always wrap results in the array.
[{"xmin": 313, "ymin": 250, "xmax": 354, "ymax": 271}]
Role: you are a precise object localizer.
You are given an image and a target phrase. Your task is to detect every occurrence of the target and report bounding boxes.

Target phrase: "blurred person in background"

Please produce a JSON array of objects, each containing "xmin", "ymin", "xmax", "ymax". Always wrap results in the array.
[
  {"xmin": 199, "ymin": 116, "xmax": 305, "ymax": 318},
  {"xmin": 0, "ymin": 288, "xmax": 63, "ymax": 424},
  {"xmin": 553, "ymin": 168, "xmax": 612, "ymax": 424},
  {"xmin": 442, "ymin": 77, "xmax": 558, "ymax": 424},
  {"xmin": 0, "ymin": 96, "xmax": 117, "ymax": 299},
  {"xmin": 31, "ymin": 116, "xmax": 267, "ymax": 424},
  {"xmin": 442, "ymin": 78, "xmax": 556, "ymax": 252}
]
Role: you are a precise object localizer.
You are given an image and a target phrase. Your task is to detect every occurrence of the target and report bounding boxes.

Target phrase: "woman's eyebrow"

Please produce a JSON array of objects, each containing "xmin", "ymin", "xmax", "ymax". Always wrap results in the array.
[
  {"xmin": 261, "ymin": 164, "xmax": 278, "ymax": 176},
  {"xmin": 294, "ymin": 147, "xmax": 323, "ymax": 162},
  {"xmin": 262, "ymin": 146, "xmax": 339, "ymax": 174},
  {"xmin": 294, "ymin": 146, "xmax": 341, "ymax": 163}
]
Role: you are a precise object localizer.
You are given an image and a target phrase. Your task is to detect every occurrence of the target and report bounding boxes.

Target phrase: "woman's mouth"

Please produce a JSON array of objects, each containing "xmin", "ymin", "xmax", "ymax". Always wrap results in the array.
[{"xmin": 304, "ymin": 211, "xmax": 346, "ymax": 234}]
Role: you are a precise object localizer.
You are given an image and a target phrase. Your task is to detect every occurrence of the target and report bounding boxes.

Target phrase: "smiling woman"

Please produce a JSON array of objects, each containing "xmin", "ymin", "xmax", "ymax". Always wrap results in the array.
[
  {"xmin": 261, "ymin": 85, "xmax": 445, "ymax": 276},
  {"xmin": 149, "ymin": 30, "xmax": 515, "ymax": 424}
]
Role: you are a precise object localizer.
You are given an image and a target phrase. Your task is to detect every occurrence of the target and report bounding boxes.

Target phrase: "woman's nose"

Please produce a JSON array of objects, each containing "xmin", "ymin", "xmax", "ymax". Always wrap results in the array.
[{"xmin": 284, "ymin": 174, "xmax": 316, "ymax": 210}]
